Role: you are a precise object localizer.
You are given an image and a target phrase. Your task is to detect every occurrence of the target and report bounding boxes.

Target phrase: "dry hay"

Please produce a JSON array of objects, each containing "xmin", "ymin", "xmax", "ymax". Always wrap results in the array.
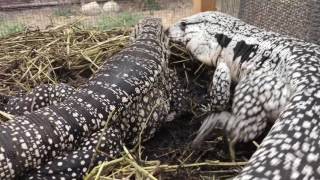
[
  {"xmin": 85, "ymin": 146, "xmax": 247, "ymax": 180},
  {"xmin": 0, "ymin": 22, "xmax": 130, "ymax": 96}
]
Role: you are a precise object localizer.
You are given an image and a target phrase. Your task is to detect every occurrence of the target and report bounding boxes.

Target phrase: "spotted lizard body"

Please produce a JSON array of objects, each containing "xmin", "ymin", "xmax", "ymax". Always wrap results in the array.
[
  {"xmin": 0, "ymin": 18, "xmax": 189, "ymax": 179},
  {"xmin": 5, "ymin": 83, "xmax": 76, "ymax": 116},
  {"xmin": 168, "ymin": 11, "xmax": 320, "ymax": 179}
]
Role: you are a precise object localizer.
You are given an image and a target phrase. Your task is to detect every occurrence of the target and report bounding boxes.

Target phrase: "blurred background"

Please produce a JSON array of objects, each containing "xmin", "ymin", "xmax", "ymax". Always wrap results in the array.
[
  {"xmin": 0, "ymin": 0, "xmax": 318, "ymax": 43},
  {"xmin": 0, "ymin": 0, "xmax": 241, "ymax": 37}
]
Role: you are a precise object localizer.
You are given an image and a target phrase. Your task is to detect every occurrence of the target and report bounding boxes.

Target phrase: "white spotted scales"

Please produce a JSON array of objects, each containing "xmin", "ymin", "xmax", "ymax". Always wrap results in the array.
[
  {"xmin": 168, "ymin": 11, "xmax": 320, "ymax": 179},
  {"xmin": 5, "ymin": 83, "xmax": 76, "ymax": 116},
  {"xmin": 0, "ymin": 18, "xmax": 189, "ymax": 179}
]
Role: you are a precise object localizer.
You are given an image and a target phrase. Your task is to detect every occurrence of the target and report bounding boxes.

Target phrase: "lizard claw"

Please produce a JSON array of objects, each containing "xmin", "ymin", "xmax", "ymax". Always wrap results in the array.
[{"xmin": 192, "ymin": 111, "xmax": 232, "ymax": 148}]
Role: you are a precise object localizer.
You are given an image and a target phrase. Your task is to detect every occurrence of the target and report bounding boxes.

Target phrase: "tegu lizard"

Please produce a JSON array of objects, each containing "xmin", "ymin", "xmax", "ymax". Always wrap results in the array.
[
  {"xmin": 5, "ymin": 83, "xmax": 76, "ymax": 116},
  {"xmin": 0, "ymin": 18, "xmax": 189, "ymax": 179},
  {"xmin": 168, "ymin": 11, "xmax": 320, "ymax": 179}
]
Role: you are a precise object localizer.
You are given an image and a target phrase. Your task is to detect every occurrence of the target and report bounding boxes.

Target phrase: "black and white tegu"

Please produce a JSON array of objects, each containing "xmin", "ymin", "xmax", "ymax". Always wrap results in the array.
[
  {"xmin": 168, "ymin": 11, "xmax": 320, "ymax": 179},
  {"xmin": 0, "ymin": 18, "xmax": 189, "ymax": 179},
  {"xmin": 5, "ymin": 83, "xmax": 76, "ymax": 115}
]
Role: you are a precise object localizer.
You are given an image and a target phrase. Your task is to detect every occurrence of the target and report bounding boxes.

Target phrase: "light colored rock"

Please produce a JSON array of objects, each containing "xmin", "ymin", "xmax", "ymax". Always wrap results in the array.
[
  {"xmin": 81, "ymin": 1, "xmax": 102, "ymax": 16},
  {"xmin": 103, "ymin": 1, "xmax": 120, "ymax": 13}
]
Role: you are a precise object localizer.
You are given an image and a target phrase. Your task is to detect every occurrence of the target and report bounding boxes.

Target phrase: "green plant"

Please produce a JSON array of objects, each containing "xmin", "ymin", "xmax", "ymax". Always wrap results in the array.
[
  {"xmin": 0, "ymin": 20, "xmax": 25, "ymax": 38},
  {"xmin": 96, "ymin": 12, "xmax": 144, "ymax": 30},
  {"xmin": 53, "ymin": 7, "xmax": 74, "ymax": 17}
]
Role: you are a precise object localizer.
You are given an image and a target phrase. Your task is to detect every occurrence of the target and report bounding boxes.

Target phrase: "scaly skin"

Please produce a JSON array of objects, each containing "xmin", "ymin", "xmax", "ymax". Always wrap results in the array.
[
  {"xmin": 22, "ymin": 69, "xmax": 188, "ymax": 180},
  {"xmin": 0, "ymin": 18, "xmax": 190, "ymax": 179},
  {"xmin": 168, "ymin": 11, "xmax": 320, "ymax": 179},
  {"xmin": 3, "ymin": 67, "xmax": 187, "ymax": 179},
  {"xmin": 209, "ymin": 61, "xmax": 232, "ymax": 111},
  {"xmin": 5, "ymin": 83, "xmax": 76, "ymax": 115}
]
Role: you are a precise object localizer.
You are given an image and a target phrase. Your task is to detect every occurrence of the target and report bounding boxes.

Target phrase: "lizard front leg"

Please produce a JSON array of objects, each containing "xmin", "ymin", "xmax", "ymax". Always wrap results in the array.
[
  {"xmin": 194, "ymin": 70, "xmax": 291, "ymax": 145},
  {"xmin": 206, "ymin": 61, "xmax": 232, "ymax": 112}
]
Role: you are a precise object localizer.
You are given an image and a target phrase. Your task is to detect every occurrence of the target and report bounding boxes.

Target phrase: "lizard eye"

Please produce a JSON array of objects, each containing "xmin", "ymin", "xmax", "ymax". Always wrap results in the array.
[
  {"xmin": 180, "ymin": 21, "xmax": 187, "ymax": 31},
  {"xmin": 263, "ymin": 51, "xmax": 271, "ymax": 57}
]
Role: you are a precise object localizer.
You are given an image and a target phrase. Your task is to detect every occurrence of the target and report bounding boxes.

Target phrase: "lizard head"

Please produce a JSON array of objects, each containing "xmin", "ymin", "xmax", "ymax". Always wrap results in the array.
[{"xmin": 167, "ymin": 12, "xmax": 232, "ymax": 67}]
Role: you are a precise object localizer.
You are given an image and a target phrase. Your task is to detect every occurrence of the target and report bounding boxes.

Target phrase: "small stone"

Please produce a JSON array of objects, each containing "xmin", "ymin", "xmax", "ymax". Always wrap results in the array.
[
  {"xmin": 81, "ymin": 1, "xmax": 102, "ymax": 16},
  {"xmin": 103, "ymin": 1, "xmax": 120, "ymax": 13}
]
